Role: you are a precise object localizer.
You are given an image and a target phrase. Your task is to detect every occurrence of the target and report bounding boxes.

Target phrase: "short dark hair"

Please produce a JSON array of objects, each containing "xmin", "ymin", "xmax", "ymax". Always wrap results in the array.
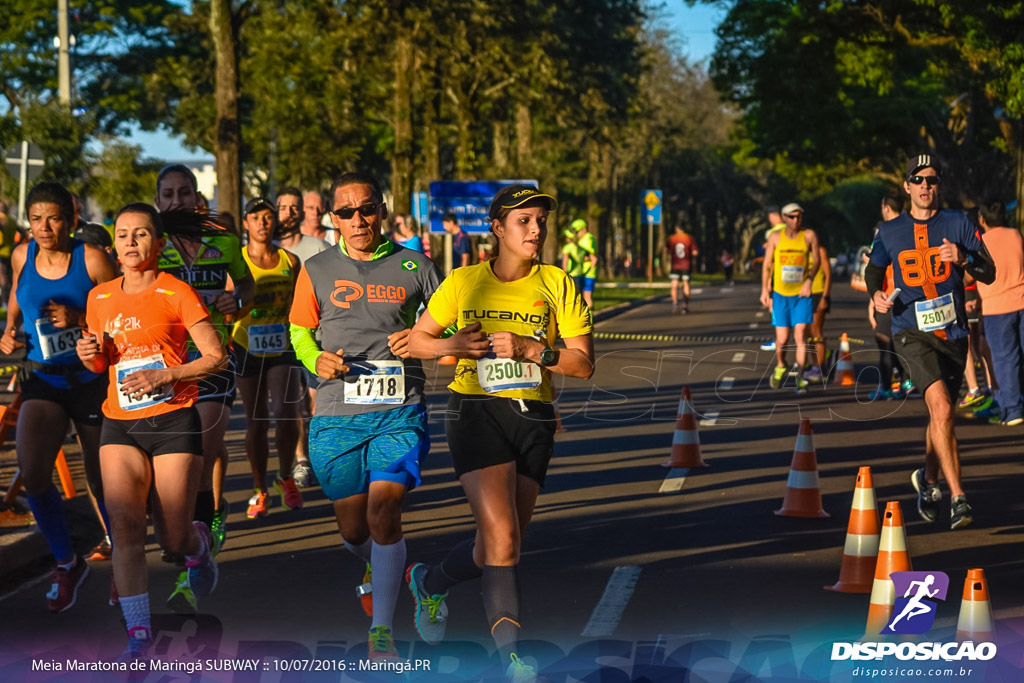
[
  {"xmin": 881, "ymin": 191, "xmax": 904, "ymax": 215},
  {"xmin": 328, "ymin": 172, "xmax": 384, "ymax": 207},
  {"xmin": 979, "ymin": 200, "xmax": 1006, "ymax": 227},
  {"xmin": 157, "ymin": 164, "xmax": 198, "ymax": 192},
  {"xmin": 116, "ymin": 202, "xmax": 164, "ymax": 237},
  {"xmin": 75, "ymin": 223, "xmax": 113, "ymax": 249},
  {"xmin": 277, "ymin": 186, "xmax": 303, "ymax": 202},
  {"xmin": 26, "ymin": 182, "xmax": 75, "ymax": 226},
  {"xmin": 765, "ymin": 205, "xmax": 780, "ymax": 215},
  {"xmin": 442, "ymin": 213, "xmax": 458, "ymax": 224}
]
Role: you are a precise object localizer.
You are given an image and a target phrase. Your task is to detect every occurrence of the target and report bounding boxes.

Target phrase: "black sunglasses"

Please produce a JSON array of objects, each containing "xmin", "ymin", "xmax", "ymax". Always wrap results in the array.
[
  {"xmin": 331, "ymin": 202, "xmax": 381, "ymax": 219},
  {"xmin": 908, "ymin": 175, "xmax": 941, "ymax": 187}
]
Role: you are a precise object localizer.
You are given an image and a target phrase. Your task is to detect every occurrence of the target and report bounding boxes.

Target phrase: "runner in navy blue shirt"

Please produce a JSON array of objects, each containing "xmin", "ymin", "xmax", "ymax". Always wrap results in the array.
[
  {"xmin": 443, "ymin": 213, "xmax": 473, "ymax": 270},
  {"xmin": 866, "ymin": 154, "xmax": 994, "ymax": 531}
]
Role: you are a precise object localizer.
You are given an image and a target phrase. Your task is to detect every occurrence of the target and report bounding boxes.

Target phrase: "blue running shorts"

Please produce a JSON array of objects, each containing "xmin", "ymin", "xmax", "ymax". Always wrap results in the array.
[
  {"xmin": 772, "ymin": 292, "xmax": 813, "ymax": 328},
  {"xmin": 309, "ymin": 404, "xmax": 429, "ymax": 501}
]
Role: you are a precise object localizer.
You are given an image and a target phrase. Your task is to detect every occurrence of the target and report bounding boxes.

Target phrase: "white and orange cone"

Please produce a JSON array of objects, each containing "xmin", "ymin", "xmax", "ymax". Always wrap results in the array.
[
  {"xmin": 956, "ymin": 568, "xmax": 995, "ymax": 643},
  {"xmin": 663, "ymin": 387, "xmax": 707, "ymax": 468},
  {"xmin": 833, "ymin": 333, "xmax": 855, "ymax": 386},
  {"xmin": 825, "ymin": 466, "xmax": 879, "ymax": 593},
  {"xmin": 775, "ymin": 419, "xmax": 829, "ymax": 518},
  {"xmin": 864, "ymin": 501, "xmax": 912, "ymax": 637}
]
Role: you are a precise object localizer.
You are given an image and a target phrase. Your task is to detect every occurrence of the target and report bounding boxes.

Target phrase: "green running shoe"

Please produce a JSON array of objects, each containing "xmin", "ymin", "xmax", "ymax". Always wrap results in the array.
[
  {"xmin": 505, "ymin": 653, "xmax": 538, "ymax": 682},
  {"xmin": 167, "ymin": 570, "xmax": 197, "ymax": 613},
  {"xmin": 367, "ymin": 625, "xmax": 399, "ymax": 661},
  {"xmin": 769, "ymin": 365, "xmax": 786, "ymax": 389}
]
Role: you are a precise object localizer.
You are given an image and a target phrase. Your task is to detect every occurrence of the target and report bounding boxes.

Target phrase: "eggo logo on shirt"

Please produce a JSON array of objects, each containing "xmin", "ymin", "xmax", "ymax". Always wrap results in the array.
[
  {"xmin": 330, "ymin": 280, "xmax": 364, "ymax": 309},
  {"xmin": 330, "ymin": 281, "xmax": 408, "ymax": 308}
]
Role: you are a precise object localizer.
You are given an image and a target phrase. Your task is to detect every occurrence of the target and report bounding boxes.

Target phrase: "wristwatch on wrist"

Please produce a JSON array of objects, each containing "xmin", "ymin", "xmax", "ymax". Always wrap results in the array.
[{"xmin": 539, "ymin": 347, "xmax": 557, "ymax": 367}]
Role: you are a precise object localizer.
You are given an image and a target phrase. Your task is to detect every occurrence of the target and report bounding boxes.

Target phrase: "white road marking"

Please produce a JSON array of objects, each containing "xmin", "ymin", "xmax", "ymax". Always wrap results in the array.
[
  {"xmin": 659, "ymin": 468, "xmax": 690, "ymax": 492},
  {"xmin": 731, "ymin": 352, "xmax": 745, "ymax": 363},
  {"xmin": 699, "ymin": 411, "xmax": 720, "ymax": 426},
  {"xmin": 581, "ymin": 566, "xmax": 643, "ymax": 637},
  {"xmin": 748, "ymin": 322, "xmax": 759, "ymax": 329},
  {"xmin": 691, "ymin": 288, "xmax": 703, "ymax": 295},
  {"xmin": 755, "ymin": 311, "xmax": 765, "ymax": 318},
  {"xmin": 720, "ymin": 376, "xmax": 735, "ymax": 390}
]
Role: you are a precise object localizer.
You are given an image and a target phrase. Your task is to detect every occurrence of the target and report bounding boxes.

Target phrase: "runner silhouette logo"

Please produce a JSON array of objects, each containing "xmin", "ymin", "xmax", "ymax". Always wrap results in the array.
[{"xmin": 883, "ymin": 571, "xmax": 949, "ymax": 634}]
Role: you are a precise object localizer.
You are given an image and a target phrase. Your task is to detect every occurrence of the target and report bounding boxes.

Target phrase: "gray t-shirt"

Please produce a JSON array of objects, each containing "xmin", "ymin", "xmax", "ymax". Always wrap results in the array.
[
  {"xmin": 281, "ymin": 233, "xmax": 331, "ymax": 265},
  {"xmin": 292, "ymin": 241, "xmax": 441, "ymax": 416}
]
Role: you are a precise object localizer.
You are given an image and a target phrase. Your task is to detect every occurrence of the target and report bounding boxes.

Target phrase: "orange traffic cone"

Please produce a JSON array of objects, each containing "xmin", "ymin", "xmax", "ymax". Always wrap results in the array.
[
  {"xmin": 864, "ymin": 501, "xmax": 913, "ymax": 636},
  {"xmin": 825, "ymin": 466, "xmax": 880, "ymax": 592},
  {"xmin": 956, "ymin": 568, "xmax": 995, "ymax": 643},
  {"xmin": 439, "ymin": 355, "xmax": 457, "ymax": 365},
  {"xmin": 775, "ymin": 419, "xmax": 829, "ymax": 517},
  {"xmin": 663, "ymin": 387, "xmax": 706, "ymax": 468},
  {"xmin": 833, "ymin": 333, "xmax": 855, "ymax": 386}
]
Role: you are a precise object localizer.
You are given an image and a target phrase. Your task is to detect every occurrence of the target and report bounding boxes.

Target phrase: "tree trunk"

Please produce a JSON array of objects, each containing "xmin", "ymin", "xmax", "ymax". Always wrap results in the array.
[
  {"xmin": 391, "ymin": 26, "xmax": 414, "ymax": 215},
  {"xmin": 492, "ymin": 119, "xmax": 509, "ymax": 174},
  {"xmin": 515, "ymin": 103, "xmax": 532, "ymax": 176},
  {"xmin": 210, "ymin": 0, "xmax": 241, "ymax": 223}
]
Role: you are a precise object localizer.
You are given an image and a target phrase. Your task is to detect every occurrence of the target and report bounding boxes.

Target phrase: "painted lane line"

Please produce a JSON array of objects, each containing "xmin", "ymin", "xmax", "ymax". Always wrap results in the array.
[
  {"xmin": 755, "ymin": 311, "xmax": 765, "ymax": 318},
  {"xmin": 699, "ymin": 411, "xmax": 720, "ymax": 427},
  {"xmin": 581, "ymin": 566, "xmax": 643, "ymax": 638},
  {"xmin": 748, "ymin": 322, "xmax": 758, "ymax": 329},
  {"xmin": 659, "ymin": 468, "xmax": 690, "ymax": 493},
  {"xmin": 732, "ymin": 352, "xmax": 745, "ymax": 363}
]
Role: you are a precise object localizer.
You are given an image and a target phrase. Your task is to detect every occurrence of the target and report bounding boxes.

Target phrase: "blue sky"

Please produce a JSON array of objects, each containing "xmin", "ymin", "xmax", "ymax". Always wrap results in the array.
[{"xmin": 127, "ymin": 2, "xmax": 727, "ymax": 161}]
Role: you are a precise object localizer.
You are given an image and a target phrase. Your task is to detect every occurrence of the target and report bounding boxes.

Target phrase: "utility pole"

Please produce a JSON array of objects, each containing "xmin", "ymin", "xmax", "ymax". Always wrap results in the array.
[{"xmin": 57, "ymin": 0, "xmax": 71, "ymax": 106}]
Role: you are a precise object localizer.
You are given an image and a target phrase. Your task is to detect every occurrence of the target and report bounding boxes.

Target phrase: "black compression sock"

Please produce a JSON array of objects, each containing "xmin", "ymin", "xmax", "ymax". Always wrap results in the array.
[
  {"xmin": 482, "ymin": 564, "xmax": 520, "ymax": 662},
  {"xmin": 425, "ymin": 538, "xmax": 482, "ymax": 595}
]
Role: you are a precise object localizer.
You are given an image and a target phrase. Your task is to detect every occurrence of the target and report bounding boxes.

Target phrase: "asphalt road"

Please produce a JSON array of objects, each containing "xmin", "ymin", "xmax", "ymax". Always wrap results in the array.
[{"xmin": 1, "ymin": 281, "xmax": 1022, "ymax": 682}]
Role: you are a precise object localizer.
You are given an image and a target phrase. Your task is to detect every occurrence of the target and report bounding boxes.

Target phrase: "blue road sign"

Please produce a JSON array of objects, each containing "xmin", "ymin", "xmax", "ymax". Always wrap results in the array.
[
  {"xmin": 428, "ymin": 180, "xmax": 538, "ymax": 234},
  {"xmin": 412, "ymin": 191, "xmax": 429, "ymax": 229},
  {"xmin": 643, "ymin": 189, "xmax": 662, "ymax": 225}
]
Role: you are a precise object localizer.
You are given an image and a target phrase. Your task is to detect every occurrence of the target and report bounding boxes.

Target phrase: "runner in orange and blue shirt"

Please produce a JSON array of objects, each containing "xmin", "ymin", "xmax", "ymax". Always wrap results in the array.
[{"xmin": 866, "ymin": 154, "xmax": 995, "ymax": 531}]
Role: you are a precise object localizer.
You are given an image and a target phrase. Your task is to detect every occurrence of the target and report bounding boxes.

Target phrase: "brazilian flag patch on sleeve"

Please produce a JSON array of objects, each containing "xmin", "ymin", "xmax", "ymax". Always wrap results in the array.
[{"xmin": 401, "ymin": 260, "xmax": 418, "ymax": 271}]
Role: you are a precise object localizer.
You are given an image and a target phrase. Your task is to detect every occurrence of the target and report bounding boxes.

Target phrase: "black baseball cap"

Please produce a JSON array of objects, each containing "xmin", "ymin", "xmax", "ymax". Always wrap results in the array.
[
  {"xmin": 75, "ymin": 223, "xmax": 112, "ymax": 249},
  {"xmin": 244, "ymin": 197, "xmax": 275, "ymax": 216},
  {"xmin": 907, "ymin": 154, "xmax": 941, "ymax": 178},
  {"xmin": 488, "ymin": 184, "xmax": 557, "ymax": 219}
]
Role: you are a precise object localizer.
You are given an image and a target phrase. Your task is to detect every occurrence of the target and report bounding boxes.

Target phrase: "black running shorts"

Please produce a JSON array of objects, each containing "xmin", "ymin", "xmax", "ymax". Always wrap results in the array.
[
  {"xmin": 445, "ymin": 393, "xmax": 557, "ymax": 486},
  {"xmin": 893, "ymin": 328, "xmax": 967, "ymax": 401},
  {"xmin": 21, "ymin": 372, "xmax": 107, "ymax": 427},
  {"xmin": 233, "ymin": 345, "xmax": 302, "ymax": 379},
  {"xmin": 100, "ymin": 406, "xmax": 203, "ymax": 457}
]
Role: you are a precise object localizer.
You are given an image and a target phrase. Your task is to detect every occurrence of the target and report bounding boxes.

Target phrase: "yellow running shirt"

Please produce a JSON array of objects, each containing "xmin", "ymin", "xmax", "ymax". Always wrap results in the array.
[
  {"xmin": 232, "ymin": 247, "xmax": 296, "ymax": 355},
  {"xmin": 427, "ymin": 261, "xmax": 592, "ymax": 402},
  {"xmin": 773, "ymin": 229, "xmax": 811, "ymax": 297},
  {"xmin": 810, "ymin": 248, "xmax": 826, "ymax": 295}
]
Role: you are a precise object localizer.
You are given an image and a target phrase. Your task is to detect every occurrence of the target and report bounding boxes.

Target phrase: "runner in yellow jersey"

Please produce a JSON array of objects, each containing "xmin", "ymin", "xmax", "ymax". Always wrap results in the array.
[
  {"xmin": 760, "ymin": 202, "xmax": 820, "ymax": 393},
  {"xmin": 233, "ymin": 199, "xmax": 304, "ymax": 518},
  {"xmin": 804, "ymin": 243, "xmax": 832, "ymax": 383},
  {"xmin": 405, "ymin": 184, "xmax": 594, "ymax": 681}
]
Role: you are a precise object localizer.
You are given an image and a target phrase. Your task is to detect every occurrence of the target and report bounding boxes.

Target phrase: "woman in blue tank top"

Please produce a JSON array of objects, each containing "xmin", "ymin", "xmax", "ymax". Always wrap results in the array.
[{"xmin": 0, "ymin": 182, "xmax": 116, "ymax": 613}]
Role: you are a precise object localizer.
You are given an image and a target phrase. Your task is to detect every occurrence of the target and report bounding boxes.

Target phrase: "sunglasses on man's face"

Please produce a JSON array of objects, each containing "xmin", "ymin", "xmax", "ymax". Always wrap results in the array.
[
  {"xmin": 908, "ymin": 175, "xmax": 941, "ymax": 187},
  {"xmin": 783, "ymin": 213, "xmax": 802, "ymax": 220},
  {"xmin": 331, "ymin": 202, "xmax": 381, "ymax": 219}
]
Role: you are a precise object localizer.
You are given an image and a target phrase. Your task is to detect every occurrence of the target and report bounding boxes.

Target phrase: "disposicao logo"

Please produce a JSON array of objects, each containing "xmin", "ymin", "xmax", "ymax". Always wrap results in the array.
[
  {"xmin": 884, "ymin": 571, "xmax": 948, "ymax": 635},
  {"xmin": 831, "ymin": 570, "xmax": 997, "ymax": 663}
]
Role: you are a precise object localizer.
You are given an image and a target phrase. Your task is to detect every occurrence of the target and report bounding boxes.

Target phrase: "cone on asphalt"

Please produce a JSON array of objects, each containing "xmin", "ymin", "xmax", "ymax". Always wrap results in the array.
[
  {"xmin": 834, "ymin": 333, "xmax": 855, "ymax": 386},
  {"xmin": 825, "ymin": 466, "xmax": 880, "ymax": 593},
  {"xmin": 663, "ymin": 387, "xmax": 707, "ymax": 468},
  {"xmin": 864, "ymin": 501, "xmax": 913, "ymax": 636},
  {"xmin": 774, "ymin": 419, "xmax": 829, "ymax": 518},
  {"xmin": 956, "ymin": 568, "xmax": 995, "ymax": 643}
]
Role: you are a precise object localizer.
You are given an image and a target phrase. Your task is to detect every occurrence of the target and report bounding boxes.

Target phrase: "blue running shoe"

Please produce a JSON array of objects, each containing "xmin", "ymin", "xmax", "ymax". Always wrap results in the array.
[
  {"xmin": 406, "ymin": 563, "xmax": 448, "ymax": 645},
  {"xmin": 187, "ymin": 522, "xmax": 219, "ymax": 598}
]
